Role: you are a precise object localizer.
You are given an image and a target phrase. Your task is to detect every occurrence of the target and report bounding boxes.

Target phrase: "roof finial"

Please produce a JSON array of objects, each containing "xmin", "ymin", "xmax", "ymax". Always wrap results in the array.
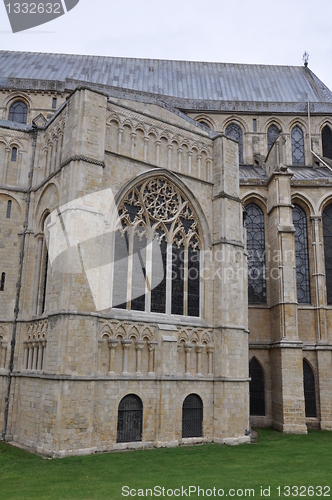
[{"xmin": 303, "ymin": 51, "xmax": 309, "ymax": 67}]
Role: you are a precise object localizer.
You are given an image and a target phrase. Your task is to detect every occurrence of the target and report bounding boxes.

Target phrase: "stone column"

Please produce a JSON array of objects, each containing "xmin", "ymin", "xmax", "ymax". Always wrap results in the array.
[
  {"xmin": 23, "ymin": 342, "xmax": 29, "ymax": 370},
  {"xmin": 135, "ymin": 340, "xmax": 145, "ymax": 375},
  {"xmin": 121, "ymin": 340, "xmax": 132, "ymax": 375},
  {"xmin": 177, "ymin": 147, "xmax": 182, "ymax": 172},
  {"xmin": 117, "ymin": 126, "xmax": 123, "ymax": 153},
  {"xmin": 108, "ymin": 339, "xmax": 119, "ymax": 374},
  {"xmin": 156, "ymin": 140, "xmax": 161, "ymax": 166},
  {"xmin": 184, "ymin": 343, "xmax": 194, "ymax": 376},
  {"xmin": 32, "ymin": 342, "xmax": 38, "ymax": 370},
  {"xmin": 2, "ymin": 147, "xmax": 10, "ymax": 183},
  {"xmin": 188, "ymin": 151, "xmax": 192, "ymax": 175},
  {"xmin": 207, "ymin": 345, "xmax": 214, "ymax": 376},
  {"xmin": 148, "ymin": 341, "xmax": 157, "ymax": 375},
  {"xmin": 196, "ymin": 344, "xmax": 203, "ymax": 376},
  {"xmin": 130, "ymin": 132, "xmax": 136, "ymax": 157},
  {"xmin": 197, "ymin": 154, "xmax": 202, "ymax": 179},
  {"xmin": 28, "ymin": 342, "xmax": 33, "ymax": 370},
  {"xmin": 37, "ymin": 342, "xmax": 43, "ymax": 371},
  {"xmin": 144, "ymin": 137, "xmax": 148, "ymax": 162},
  {"xmin": 41, "ymin": 341, "xmax": 47, "ymax": 371},
  {"xmin": 167, "ymin": 144, "xmax": 172, "ymax": 169}
]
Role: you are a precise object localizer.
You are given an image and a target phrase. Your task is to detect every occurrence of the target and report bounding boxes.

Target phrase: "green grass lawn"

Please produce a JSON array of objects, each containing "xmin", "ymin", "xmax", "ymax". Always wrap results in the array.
[{"xmin": 0, "ymin": 429, "xmax": 331, "ymax": 500}]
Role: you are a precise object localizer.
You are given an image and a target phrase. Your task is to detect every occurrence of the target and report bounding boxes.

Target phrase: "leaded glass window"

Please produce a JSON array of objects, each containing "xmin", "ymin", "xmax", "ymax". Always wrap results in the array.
[
  {"xmin": 293, "ymin": 205, "xmax": 311, "ymax": 303},
  {"xmin": 245, "ymin": 203, "xmax": 266, "ymax": 303},
  {"xmin": 322, "ymin": 125, "xmax": 332, "ymax": 160},
  {"xmin": 291, "ymin": 125, "xmax": 305, "ymax": 165},
  {"xmin": 323, "ymin": 204, "xmax": 332, "ymax": 304},
  {"xmin": 117, "ymin": 394, "xmax": 143, "ymax": 443},
  {"xmin": 112, "ymin": 177, "xmax": 202, "ymax": 316},
  {"xmin": 225, "ymin": 123, "xmax": 243, "ymax": 164},
  {"xmin": 267, "ymin": 124, "xmax": 280, "ymax": 153},
  {"xmin": 303, "ymin": 360, "xmax": 317, "ymax": 418},
  {"xmin": 182, "ymin": 394, "xmax": 203, "ymax": 438},
  {"xmin": 8, "ymin": 100, "xmax": 28, "ymax": 124},
  {"xmin": 249, "ymin": 358, "xmax": 265, "ymax": 416}
]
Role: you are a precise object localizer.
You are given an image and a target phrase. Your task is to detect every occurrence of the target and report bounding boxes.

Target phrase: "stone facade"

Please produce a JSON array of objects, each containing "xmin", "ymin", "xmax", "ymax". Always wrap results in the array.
[{"xmin": 0, "ymin": 53, "xmax": 332, "ymax": 456}]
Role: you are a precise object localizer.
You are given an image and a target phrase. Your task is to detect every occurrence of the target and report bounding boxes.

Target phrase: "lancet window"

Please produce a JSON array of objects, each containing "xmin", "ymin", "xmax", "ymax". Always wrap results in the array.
[
  {"xmin": 323, "ymin": 204, "xmax": 332, "ymax": 304},
  {"xmin": 291, "ymin": 125, "xmax": 305, "ymax": 165},
  {"xmin": 112, "ymin": 177, "xmax": 202, "ymax": 317},
  {"xmin": 267, "ymin": 124, "xmax": 280, "ymax": 153},
  {"xmin": 245, "ymin": 203, "xmax": 266, "ymax": 303},
  {"xmin": 225, "ymin": 123, "xmax": 243, "ymax": 164},
  {"xmin": 293, "ymin": 204, "xmax": 311, "ymax": 303},
  {"xmin": 322, "ymin": 125, "xmax": 332, "ymax": 160}
]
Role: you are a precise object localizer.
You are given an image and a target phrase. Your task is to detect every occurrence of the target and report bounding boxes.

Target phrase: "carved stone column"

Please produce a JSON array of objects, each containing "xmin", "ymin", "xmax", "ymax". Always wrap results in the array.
[
  {"xmin": 117, "ymin": 126, "xmax": 123, "ymax": 153},
  {"xmin": 207, "ymin": 345, "xmax": 214, "ymax": 376},
  {"xmin": 108, "ymin": 339, "xmax": 119, "ymax": 374},
  {"xmin": 167, "ymin": 144, "xmax": 172, "ymax": 169},
  {"xmin": 121, "ymin": 340, "xmax": 132, "ymax": 375},
  {"xmin": 184, "ymin": 343, "xmax": 194, "ymax": 376},
  {"xmin": 135, "ymin": 340, "xmax": 145, "ymax": 375},
  {"xmin": 32, "ymin": 342, "xmax": 38, "ymax": 370},
  {"xmin": 28, "ymin": 342, "xmax": 33, "ymax": 370},
  {"xmin": 130, "ymin": 132, "xmax": 136, "ymax": 157},
  {"xmin": 148, "ymin": 341, "xmax": 157, "ymax": 375},
  {"xmin": 156, "ymin": 140, "xmax": 161, "ymax": 166},
  {"xmin": 41, "ymin": 340, "xmax": 47, "ymax": 371},
  {"xmin": 144, "ymin": 137, "xmax": 149, "ymax": 162},
  {"xmin": 196, "ymin": 344, "xmax": 203, "ymax": 376},
  {"xmin": 177, "ymin": 147, "xmax": 183, "ymax": 172},
  {"xmin": 23, "ymin": 342, "xmax": 28, "ymax": 370},
  {"xmin": 2, "ymin": 147, "xmax": 10, "ymax": 183}
]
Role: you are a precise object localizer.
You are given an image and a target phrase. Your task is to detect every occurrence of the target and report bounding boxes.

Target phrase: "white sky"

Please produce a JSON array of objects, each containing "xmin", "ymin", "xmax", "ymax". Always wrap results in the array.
[{"xmin": 1, "ymin": 0, "xmax": 332, "ymax": 91}]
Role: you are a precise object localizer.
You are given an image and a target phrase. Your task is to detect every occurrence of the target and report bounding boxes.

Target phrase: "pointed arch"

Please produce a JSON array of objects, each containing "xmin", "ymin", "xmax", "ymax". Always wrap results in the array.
[
  {"xmin": 303, "ymin": 359, "xmax": 317, "ymax": 417},
  {"xmin": 225, "ymin": 122, "xmax": 243, "ymax": 164},
  {"xmin": 292, "ymin": 204, "xmax": 311, "ymax": 303},
  {"xmin": 322, "ymin": 124, "xmax": 332, "ymax": 160},
  {"xmin": 291, "ymin": 125, "xmax": 305, "ymax": 165},
  {"xmin": 249, "ymin": 357, "xmax": 265, "ymax": 416},
  {"xmin": 244, "ymin": 203, "xmax": 266, "ymax": 303}
]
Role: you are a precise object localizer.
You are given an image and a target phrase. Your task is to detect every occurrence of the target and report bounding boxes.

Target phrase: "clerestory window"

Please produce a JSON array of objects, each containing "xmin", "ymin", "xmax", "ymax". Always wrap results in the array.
[
  {"xmin": 322, "ymin": 125, "xmax": 332, "ymax": 160},
  {"xmin": 291, "ymin": 125, "xmax": 305, "ymax": 165},
  {"xmin": 8, "ymin": 100, "xmax": 28, "ymax": 124},
  {"xmin": 112, "ymin": 177, "xmax": 202, "ymax": 317},
  {"xmin": 225, "ymin": 123, "xmax": 243, "ymax": 164}
]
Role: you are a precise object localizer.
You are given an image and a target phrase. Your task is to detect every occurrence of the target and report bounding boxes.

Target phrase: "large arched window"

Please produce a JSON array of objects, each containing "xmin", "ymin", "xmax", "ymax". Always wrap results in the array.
[
  {"xmin": 112, "ymin": 177, "xmax": 202, "ymax": 316},
  {"xmin": 322, "ymin": 125, "xmax": 332, "ymax": 160},
  {"xmin": 267, "ymin": 124, "xmax": 280, "ymax": 153},
  {"xmin": 293, "ymin": 204, "xmax": 310, "ymax": 303},
  {"xmin": 291, "ymin": 125, "xmax": 305, "ymax": 165},
  {"xmin": 8, "ymin": 100, "xmax": 28, "ymax": 124},
  {"xmin": 323, "ymin": 204, "xmax": 332, "ymax": 304},
  {"xmin": 117, "ymin": 394, "xmax": 143, "ymax": 443},
  {"xmin": 245, "ymin": 203, "xmax": 266, "ymax": 303},
  {"xmin": 225, "ymin": 123, "xmax": 243, "ymax": 164},
  {"xmin": 182, "ymin": 394, "xmax": 203, "ymax": 438},
  {"xmin": 303, "ymin": 360, "xmax": 317, "ymax": 418},
  {"xmin": 249, "ymin": 358, "xmax": 265, "ymax": 416}
]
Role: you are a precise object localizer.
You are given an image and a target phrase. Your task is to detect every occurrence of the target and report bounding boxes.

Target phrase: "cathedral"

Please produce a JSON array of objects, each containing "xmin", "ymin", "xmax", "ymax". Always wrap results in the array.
[{"xmin": 0, "ymin": 51, "xmax": 331, "ymax": 457}]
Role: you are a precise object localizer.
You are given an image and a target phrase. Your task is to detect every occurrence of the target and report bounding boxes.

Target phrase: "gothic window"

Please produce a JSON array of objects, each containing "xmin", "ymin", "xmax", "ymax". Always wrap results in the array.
[
  {"xmin": 322, "ymin": 125, "xmax": 332, "ymax": 160},
  {"xmin": 293, "ymin": 205, "xmax": 311, "ymax": 303},
  {"xmin": 182, "ymin": 394, "xmax": 203, "ymax": 438},
  {"xmin": 117, "ymin": 394, "xmax": 143, "ymax": 443},
  {"xmin": 11, "ymin": 147, "xmax": 17, "ymax": 162},
  {"xmin": 52, "ymin": 97, "xmax": 57, "ymax": 109},
  {"xmin": 323, "ymin": 204, "xmax": 332, "ymax": 304},
  {"xmin": 112, "ymin": 177, "xmax": 202, "ymax": 317},
  {"xmin": 198, "ymin": 120, "xmax": 211, "ymax": 132},
  {"xmin": 303, "ymin": 360, "xmax": 317, "ymax": 418},
  {"xmin": 267, "ymin": 124, "xmax": 280, "ymax": 153},
  {"xmin": 6, "ymin": 200, "xmax": 12, "ymax": 218},
  {"xmin": 0, "ymin": 272, "xmax": 5, "ymax": 291},
  {"xmin": 291, "ymin": 125, "xmax": 305, "ymax": 165},
  {"xmin": 225, "ymin": 123, "xmax": 243, "ymax": 164},
  {"xmin": 245, "ymin": 203, "xmax": 266, "ymax": 303},
  {"xmin": 249, "ymin": 358, "xmax": 265, "ymax": 416},
  {"xmin": 8, "ymin": 100, "xmax": 28, "ymax": 124},
  {"xmin": 41, "ymin": 248, "xmax": 48, "ymax": 314}
]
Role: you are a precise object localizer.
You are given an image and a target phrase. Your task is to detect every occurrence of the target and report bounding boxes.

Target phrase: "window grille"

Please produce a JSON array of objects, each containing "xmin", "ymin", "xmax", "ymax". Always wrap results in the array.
[
  {"xmin": 322, "ymin": 125, "xmax": 332, "ymax": 160},
  {"xmin": 11, "ymin": 147, "xmax": 17, "ymax": 162},
  {"xmin": 117, "ymin": 394, "xmax": 143, "ymax": 443},
  {"xmin": 249, "ymin": 358, "xmax": 265, "ymax": 416},
  {"xmin": 182, "ymin": 394, "xmax": 203, "ymax": 438},
  {"xmin": 245, "ymin": 203, "xmax": 266, "ymax": 303},
  {"xmin": 303, "ymin": 360, "xmax": 317, "ymax": 418},
  {"xmin": 322, "ymin": 205, "xmax": 332, "ymax": 304},
  {"xmin": 113, "ymin": 177, "xmax": 201, "ymax": 316},
  {"xmin": 8, "ymin": 101, "xmax": 28, "ymax": 124},
  {"xmin": 267, "ymin": 124, "xmax": 280, "ymax": 153},
  {"xmin": 225, "ymin": 123, "xmax": 243, "ymax": 164},
  {"xmin": 6, "ymin": 200, "xmax": 12, "ymax": 219},
  {"xmin": 291, "ymin": 125, "xmax": 305, "ymax": 165},
  {"xmin": 0, "ymin": 272, "xmax": 5, "ymax": 291},
  {"xmin": 293, "ymin": 205, "xmax": 311, "ymax": 303}
]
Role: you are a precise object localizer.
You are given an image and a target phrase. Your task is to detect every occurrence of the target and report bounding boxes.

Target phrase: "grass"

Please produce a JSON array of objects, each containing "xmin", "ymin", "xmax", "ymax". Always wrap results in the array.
[{"xmin": 0, "ymin": 429, "xmax": 331, "ymax": 499}]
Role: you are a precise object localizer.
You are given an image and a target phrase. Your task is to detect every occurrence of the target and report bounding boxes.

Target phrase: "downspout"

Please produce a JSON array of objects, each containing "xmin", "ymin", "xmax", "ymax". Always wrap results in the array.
[
  {"xmin": 1, "ymin": 125, "xmax": 38, "ymax": 441},
  {"xmin": 307, "ymin": 95, "xmax": 332, "ymax": 172}
]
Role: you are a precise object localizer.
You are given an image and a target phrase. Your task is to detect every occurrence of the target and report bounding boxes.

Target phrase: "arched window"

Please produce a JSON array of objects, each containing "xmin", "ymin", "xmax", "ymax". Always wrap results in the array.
[
  {"xmin": 36, "ymin": 215, "xmax": 50, "ymax": 315},
  {"xmin": 322, "ymin": 204, "xmax": 332, "ymax": 304},
  {"xmin": 198, "ymin": 120, "xmax": 211, "ymax": 132},
  {"xmin": 225, "ymin": 123, "xmax": 243, "ymax": 164},
  {"xmin": 245, "ymin": 203, "xmax": 266, "ymax": 303},
  {"xmin": 182, "ymin": 394, "xmax": 203, "ymax": 438},
  {"xmin": 267, "ymin": 124, "xmax": 280, "ymax": 153},
  {"xmin": 117, "ymin": 394, "xmax": 143, "ymax": 443},
  {"xmin": 291, "ymin": 125, "xmax": 305, "ymax": 165},
  {"xmin": 8, "ymin": 100, "xmax": 28, "ymax": 124},
  {"xmin": 303, "ymin": 360, "xmax": 317, "ymax": 417},
  {"xmin": 322, "ymin": 125, "xmax": 332, "ymax": 160},
  {"xmin": 0, "ymin": 272, "xmax": 5, "ymax": 291},
  {"xmin": 249, "ymin": 358, "xmax": 265, "ymax": 416},
  {"xmin": 11, "ymin": 147, "xmax": 17, "ymax": 162},
  {"xmin": 112, "ymin": 177, "xmax": 202, "ymax": 317},
  {"xmin": 293, "ymin": 205, "xmax": 311, "ymax": 303},
  {"xmin": 6, "ymin": 200, "xmax": 12, "ymax": 219}
]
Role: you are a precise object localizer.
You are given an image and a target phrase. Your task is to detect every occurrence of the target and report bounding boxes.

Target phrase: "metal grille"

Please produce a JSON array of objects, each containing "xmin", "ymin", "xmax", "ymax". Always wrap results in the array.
[
  {"xmin": 323, "ymin": 205, "xmax": 332, "ymax": 304},
  {"xmin": 267, "ymin": 124, "xmax": 280, "ymax": 153},
  {"xmin": 117, "ymin": 394, "xmax": 143, "ymax": 443},
  {"xmin": 291, "ymin": 125, "xmax": 305, "ymax": 165},
  {"xmin": 8, "ymin": 101, "xmax": 27, "ymax": 124},
  {"xmin": 6, "ymin": 200, "xmax": 11, "ymax": 219},
  {"xmin": 303, "ymin": 360, "xmax": 317, "ymax": 418},
  {"xmin": 225, "ymin": 123, "xmax": 243, "ymax": 164},
  {"xmin": 245, "ymin": 203, "xmax": 266, "ymax": 303},
  {"xmin": 322, "ymin": 125, "xmax": 332, "ymax": 160},
  {"xmin": 249, "ymin": 358, "xmax": 265, "ymax": 416},
  {"xmin": 182, "ymin": 394, "xmax": 203, "ymax": 438},
  {"xmin": 293, "ymin": 205, "xmax": 311, "ymax": 303}
]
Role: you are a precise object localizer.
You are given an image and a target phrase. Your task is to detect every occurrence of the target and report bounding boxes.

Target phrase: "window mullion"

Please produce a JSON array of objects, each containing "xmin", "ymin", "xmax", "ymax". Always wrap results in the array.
[
  {"xmin": 126, "ymin": 229, "xmax": 134, "ymax": 309},
  {"xmin": 183, "ymin": 245, "xmax": 188, "ymax": 316},
  {"xmin": 166, "ymin": 241, "xmax": 172, "ymax": 315},
  {"xmin": 145, "ymin": 236, "xmax": 153, "ymax": 312}
]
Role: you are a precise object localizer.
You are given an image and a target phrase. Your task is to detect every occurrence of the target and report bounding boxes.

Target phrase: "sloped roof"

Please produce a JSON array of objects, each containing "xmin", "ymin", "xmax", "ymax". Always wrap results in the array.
[{"xmin": 1, "ymin": 51, "xmax": 332, "ymax": 112}]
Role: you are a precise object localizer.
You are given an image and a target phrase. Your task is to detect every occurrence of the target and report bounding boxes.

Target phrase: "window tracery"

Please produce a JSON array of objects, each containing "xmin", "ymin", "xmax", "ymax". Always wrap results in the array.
[
  {"xmin": 291, "ymin": 125, "xmax": 305, "ymax": 165},
  {"xmin": 245, "ymin": 203, "xmax": 266, "ymax": 304},
  {"xmin": 293, "ymin": 204, "xmax": 311, "ymax": 303},
  {"xmin": 8, "ymin": 100, "xmax": 28, "ymax": 124},
  {"xmin": 267, "ymin": 124, "xmax": 280, "ymax": 153},
  {"xmin": 112, "ymin": 177, "xmax": 202, "ymax": 317},
  {"xmin": 225, "ymin": 123, "xmax": 243, "ymax": 164}
]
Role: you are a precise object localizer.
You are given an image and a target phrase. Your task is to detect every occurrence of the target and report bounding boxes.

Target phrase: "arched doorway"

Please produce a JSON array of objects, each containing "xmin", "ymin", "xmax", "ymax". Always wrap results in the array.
[
  {"xmin": 182, "ymin": 394, "xmax": 203, "ymax": 438},
  {"xmin": 117, "ymin": 394, "xmax": 143, "ymax": 443}
]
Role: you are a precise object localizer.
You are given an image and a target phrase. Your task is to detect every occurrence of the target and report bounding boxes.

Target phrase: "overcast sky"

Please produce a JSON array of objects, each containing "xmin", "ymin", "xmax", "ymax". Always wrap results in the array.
[{"xmin": 1, "ymin": 0, "xmax": 332, "ymax": 91}]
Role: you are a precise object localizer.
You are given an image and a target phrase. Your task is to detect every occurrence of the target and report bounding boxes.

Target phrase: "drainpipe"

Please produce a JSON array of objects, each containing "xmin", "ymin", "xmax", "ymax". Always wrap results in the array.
[
  {"xmin": 1, "ymin": 125, "xmax": 38, "ymax": 441},
  {"xmin": 307, "ymin": 95, "xmax": 332, "ymax": 172}
]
